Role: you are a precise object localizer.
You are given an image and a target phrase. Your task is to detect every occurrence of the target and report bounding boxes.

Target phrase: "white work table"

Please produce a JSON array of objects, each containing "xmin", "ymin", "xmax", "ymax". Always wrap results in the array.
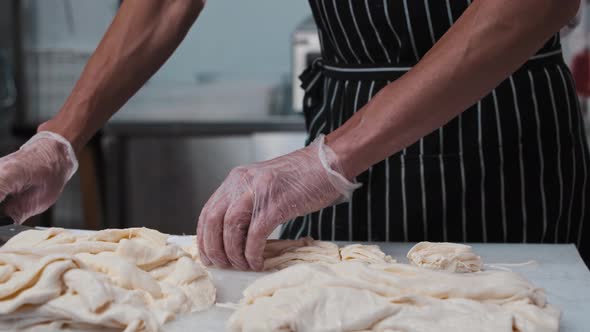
[{"xmin": 164, "ymin": 238, "xmax": 590, "ymax": 332}]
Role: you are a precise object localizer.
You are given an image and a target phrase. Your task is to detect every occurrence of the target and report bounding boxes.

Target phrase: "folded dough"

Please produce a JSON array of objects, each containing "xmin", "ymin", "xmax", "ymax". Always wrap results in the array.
[
  {"xmin": 339, "ymin": 244, "xmax": 395, "ymax": 264},
  {"xmin": 407, "ymin": 241, "xmax": 483, "ymax": 273},
  {"xmin": 263, "ymin": 237, "xmax": 341, "ymax": 270},
  {"xmin": 0, "ymin": 228, "xmax": 215, "ymax": 332},
  {"xmin": 185, "ymin": 236, "xmax": 396, "ymax": 271},
  {"xmin": 228, "ymin": 261, "xmax": 559, "ymax": 332}
]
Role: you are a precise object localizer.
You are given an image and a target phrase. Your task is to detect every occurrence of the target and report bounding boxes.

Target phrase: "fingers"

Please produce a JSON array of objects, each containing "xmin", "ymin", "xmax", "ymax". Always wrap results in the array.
[
  {"xmin": 197, "ymin": 187, "xmax": 226, "ymax": 267},
  {"xmin": 0, "ymin": 158, "xmax": 27, "ymax": 218},
  {"xmin": 196, "ymin": 213, "xmax": 210, "ymax": 266},
  {"xmin": 0, "ymin": 158, "xmax": 22, "ymax": 204},
  {"xmin": 202, "ymin": 198, "xmax": 232, "ymax": 268},
  {"xmin": 3, "ymin": 190, "xmax": 42, "ymax": 224},
  {"xmin": 0, "ymin": 137, "xmax": 77, "ymax": 224},
  {"xmin": 244, "ymin": 216, "xmax": 275, "ymax": 271},
  {"xmin": 223, "ymin": 193, "xmax": 254, "ymax": 270}
]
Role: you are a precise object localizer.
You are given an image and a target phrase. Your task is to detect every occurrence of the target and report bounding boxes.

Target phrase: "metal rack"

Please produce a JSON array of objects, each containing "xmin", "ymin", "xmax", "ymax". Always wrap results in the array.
[{"xmin": 23, "ymin": 48, "xmax": 90, "ymax": 124}]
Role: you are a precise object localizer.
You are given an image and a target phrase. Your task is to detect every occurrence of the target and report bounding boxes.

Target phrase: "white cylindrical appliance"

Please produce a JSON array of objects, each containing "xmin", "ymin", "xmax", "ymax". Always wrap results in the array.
[{"xmin": 291, "ymin": 17, "xmax": 321, "ymax": 113}]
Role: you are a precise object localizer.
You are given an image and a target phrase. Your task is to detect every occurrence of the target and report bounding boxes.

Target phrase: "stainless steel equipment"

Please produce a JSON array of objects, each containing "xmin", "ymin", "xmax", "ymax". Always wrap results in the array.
[
  {"xmin": 102, "ymin": 132, "xmax": 306, "ymax": 235},
  {"xmin": 101, "ymin": 84, "xmax": 306, "ymax": 235},
  {"xmin": 292, "ymin": 17, "xmax": 320, "ymax": 113}
]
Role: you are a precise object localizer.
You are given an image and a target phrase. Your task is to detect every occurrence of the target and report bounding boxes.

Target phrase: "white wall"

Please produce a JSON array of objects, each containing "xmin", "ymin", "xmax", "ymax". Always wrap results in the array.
[
  {"xmin": 153, "ymin": 0, "xmax": 311, "ymax": 83},
  {"xmin": 22, "ymin": 0, "xmax": 119, "ymax": 50},
  {"xmin": 22, "ymin": 0, "xmax": 312, "ymax": 83}
]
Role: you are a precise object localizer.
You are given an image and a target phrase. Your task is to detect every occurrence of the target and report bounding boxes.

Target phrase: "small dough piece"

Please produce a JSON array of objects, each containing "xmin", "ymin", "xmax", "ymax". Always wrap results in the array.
[
  {"xmin": 340, "ymin": 244, "xmax": 395, "ymax": 264},
  {"xmin": 180, "ymin": 237, "xmax": 342, "ymax": 270},
  {"xmin": 263, "ymin": 237, "xmax": 340, "ymax": 271},
  {"xmin": 184, "ymin": 236, "xmax": 395, "ymax": 270},
  {"xmin": 407, "ymin": 241, "xmax": 482, "ymax": 273}
]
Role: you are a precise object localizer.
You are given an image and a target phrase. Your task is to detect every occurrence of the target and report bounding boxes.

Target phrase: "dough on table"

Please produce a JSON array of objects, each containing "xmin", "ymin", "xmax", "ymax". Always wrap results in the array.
[
  {"xmin": 228, "ymin": 261, "xmax": 559, "ymax": 332},
  {"xmin": 407, "ymin": 241, "xmax": 482, "ymax": 273},
  {"xmin": 0, "ymin": 228, "xmax": 215, "ymax": 332},
  {"xmin": 262, "ymin": 237, "xmax": 341, "ymax": 270},
  {"xmin": 187, "ymin": 236, "xmax": 396, "ymax": 270},
  {"xmin": 339, "ymin": 243, "xmax": 395, "ymax": 264},
  {"xmin": 262, "ymin": 238, "xmax": 397, "ymax": 270}
]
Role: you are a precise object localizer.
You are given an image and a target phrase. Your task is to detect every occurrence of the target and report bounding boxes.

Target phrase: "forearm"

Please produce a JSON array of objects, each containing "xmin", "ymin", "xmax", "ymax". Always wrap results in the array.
[
  {"xmin": 39, "ymin": 0, "xmax": 205, "ymax": 152},
  {"xmin": 326, "ymin": 0, "xmax": 579, "ymax": 179}
]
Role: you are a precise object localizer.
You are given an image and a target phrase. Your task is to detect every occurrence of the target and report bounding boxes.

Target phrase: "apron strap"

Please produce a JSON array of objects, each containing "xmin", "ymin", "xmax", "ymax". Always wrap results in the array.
[{"xmin": 305, "ymin": 49, "xmax": 565, "ymax": 83}]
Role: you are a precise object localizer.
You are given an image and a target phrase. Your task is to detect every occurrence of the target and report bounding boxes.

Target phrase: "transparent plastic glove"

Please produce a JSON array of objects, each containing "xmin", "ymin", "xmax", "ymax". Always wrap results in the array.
[
  {"xmin": 196, "ymin": 134, "xmax": 360, "ymax": 271},
  {"xmin": 0, "ymin": 132, "xmax": 78, "ymax": 224}
]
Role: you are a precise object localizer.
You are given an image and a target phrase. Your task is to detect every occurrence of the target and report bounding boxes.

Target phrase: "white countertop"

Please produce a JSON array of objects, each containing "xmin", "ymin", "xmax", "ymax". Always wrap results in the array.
[{"xmin": 164, "ymin": 238, "xmax": 590, "ymax": 332}]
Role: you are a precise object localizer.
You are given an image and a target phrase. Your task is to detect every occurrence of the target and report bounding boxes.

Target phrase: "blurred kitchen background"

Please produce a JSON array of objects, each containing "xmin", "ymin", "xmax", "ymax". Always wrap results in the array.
[{"xmin": 0, "ymin": 0, "xmax": 589, "ymax": 234}]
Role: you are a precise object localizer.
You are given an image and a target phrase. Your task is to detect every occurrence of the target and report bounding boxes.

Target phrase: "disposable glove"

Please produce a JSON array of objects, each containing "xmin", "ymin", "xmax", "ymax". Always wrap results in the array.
[
  {"xmin": 196, "ymin": 134, "xmax": 360, "ymax": 271},
  {"xmin": 0, "ymin": 131, "xmax": 78, "ymax": 224}
]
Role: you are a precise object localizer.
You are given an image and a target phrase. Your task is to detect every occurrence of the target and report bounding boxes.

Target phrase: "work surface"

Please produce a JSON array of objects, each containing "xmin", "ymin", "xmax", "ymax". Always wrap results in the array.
[{"xmin": 164, "ymin": 237, "xmax": 590, "ymax": 332}]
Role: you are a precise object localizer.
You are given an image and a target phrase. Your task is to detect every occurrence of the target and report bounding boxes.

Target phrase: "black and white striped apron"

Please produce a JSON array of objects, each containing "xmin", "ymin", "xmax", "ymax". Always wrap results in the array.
[{"xmin": 280, "ymin": 0, "xmax": 590, "ymax": 262}]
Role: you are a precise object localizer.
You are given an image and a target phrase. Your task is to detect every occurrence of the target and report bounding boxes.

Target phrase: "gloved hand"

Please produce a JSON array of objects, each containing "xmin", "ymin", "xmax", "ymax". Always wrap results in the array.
[
  {"xmin": 0, "ymin": 131, "xmax": 78, "ymax": 224},
  {"xmin": 196, "ymin": 134, "xmax": 360, "ymax": 271}
]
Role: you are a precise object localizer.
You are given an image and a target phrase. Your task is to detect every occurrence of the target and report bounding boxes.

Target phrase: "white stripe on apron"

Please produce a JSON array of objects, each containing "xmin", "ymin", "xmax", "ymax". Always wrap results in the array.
[
  {"xmin": 477, "ymin": 100, "xmax": 487, "ymax": 242},
  {"xmin": 544, "ymin": 68, "xmax": 564, "ymax": 242},
  {"xmin": 492, "ymin": 90, "xmax": 508, "ymax": 242},
  {"xmin": 556, "ymin": 66, "xmax": 577, "ymax": 242},
  {"xmin": 508, "ymin": 76, "xmax": 528, "ymax": 243},
  {"xmin": 365, "ymin": 0, "xmax": 391, "ymax": 62},
  {"xmin": 348, "ymin": 0, "xmax": 375, "ymax": 63},
  {"xmin": 333, "ymin": 0, "xmax": 361, "ymax": 64},
  {"xmin": 528, "ymin": 71, "xmax": 548, "ymax": 242}
]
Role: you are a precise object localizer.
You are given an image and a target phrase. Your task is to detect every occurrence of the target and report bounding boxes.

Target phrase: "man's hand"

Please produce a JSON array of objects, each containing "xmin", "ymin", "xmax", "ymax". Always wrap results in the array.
[
  {"xmin": 196, "ymin": 135, "xmax": 360, "ymax": 271},
  {"xmin": 0, "ymin": 132, "xmax": 78, "ymax": 224}
]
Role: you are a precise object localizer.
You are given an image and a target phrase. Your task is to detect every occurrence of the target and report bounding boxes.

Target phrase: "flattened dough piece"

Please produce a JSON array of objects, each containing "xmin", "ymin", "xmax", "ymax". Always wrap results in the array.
[
  {"xmin": 229, "ymin": 262, "xmax": 559, "ymax": 332},
  {"xmin": 262, "ymin": 237, "xmax": 340, "ymax": 271},
  {"xmin": 185, "ymin": 236, "xmax": 395, "ymax": 270},
  {"xmin": 340, "ymin": 244, "xmax": 395, "ymax": 264},
  {"xmin": 407, "ymin": 241, "xmax": 482, "ymax": 273}
]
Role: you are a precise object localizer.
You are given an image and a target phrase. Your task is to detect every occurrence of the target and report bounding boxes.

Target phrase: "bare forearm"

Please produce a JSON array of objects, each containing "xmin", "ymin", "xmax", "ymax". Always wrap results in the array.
[
  {"xmin": 326, "ymin": 0, "xmax": 579, "ymax": 179},
  {"xmin": 39, "ymin": 0, "xmax": 204, "ymax": 152}
]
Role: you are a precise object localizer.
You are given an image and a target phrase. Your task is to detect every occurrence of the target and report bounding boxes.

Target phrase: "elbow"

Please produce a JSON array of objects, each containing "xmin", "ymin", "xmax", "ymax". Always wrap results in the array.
[
  {"xmin": 189, "ymin": 0, "xmax": 206, "ymax": 15},
  {"xmin": 160, "ymin": 0, "xmax": 205, "ymax": 35},
  {"xmin": 187, "ymin": 0, "xmax": 206, "ymax": 22},
  {"xmin": 553, "ymin": 0, "xmax": 580, "ymax": 27},
  {"xmin": 182, "ymin": 0, "xmax": 207, "ymax": 21},
  {"xmin": 164, "ymin": 0, "xmax": 206, "ymax": 26}
]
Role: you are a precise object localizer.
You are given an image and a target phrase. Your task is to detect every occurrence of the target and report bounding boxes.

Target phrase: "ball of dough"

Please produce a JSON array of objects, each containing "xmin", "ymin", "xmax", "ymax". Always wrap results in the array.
[{"xmin": 406, "ymin": 242, "xmax": 482, "ymax": 273}]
